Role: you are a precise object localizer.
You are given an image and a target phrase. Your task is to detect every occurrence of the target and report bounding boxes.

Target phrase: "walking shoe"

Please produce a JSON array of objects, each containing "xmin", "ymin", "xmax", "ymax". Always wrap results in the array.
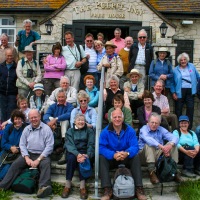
[
  {"xmin": 57, "ymin": 153, "xmax": 66, "ymax": 165},
  {"xmin": 61, "ymin": 187, "xmax": 71, "ymax": 198},
  {"xmin": 149, "ymin": 171, "xmax": 159, "ymax": 184},
  {"xmin": 80, "ymin": 188, "xmax": 88, "ymax": 199},
  {"xmin": 174, "ymin": 173, "xmax": 183, "ymax": 183},
  {"xmin": 101, "ymin": 187, "xmax": 113, "ymax": 200},
  {"xmin": 37, "ymin": 185, "xmax": 52, "ymax": 198},
  {"xmin": 182, "ymin": 169, "xmax": 196, "ymax": 178},
  {"xmin": 135, "ymin": 186, "xmax": 147, "ymax": 200}
]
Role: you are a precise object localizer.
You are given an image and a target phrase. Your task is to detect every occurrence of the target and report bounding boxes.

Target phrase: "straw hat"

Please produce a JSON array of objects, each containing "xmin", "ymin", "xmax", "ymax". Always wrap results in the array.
[
  {"xmin": 127, "ymin": 69, "xmax": 142, "ymax": 78},
  {"xmin": 104, "ymin": 41, "xmax": 117, "ymax": 48},
  {"xmin": 23, "ymin": 46, "xmax": 35, "ymax": 52},
  {"xmin": 155, "ymin": 47, "xmax": 170, "ymax": 58}
]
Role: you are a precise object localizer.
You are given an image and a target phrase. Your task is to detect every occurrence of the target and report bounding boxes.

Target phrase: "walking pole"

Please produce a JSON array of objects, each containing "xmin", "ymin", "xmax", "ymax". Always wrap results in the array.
[{"xmin": 0, "ymin": 152, "xmax": 10, "ymax": 168}]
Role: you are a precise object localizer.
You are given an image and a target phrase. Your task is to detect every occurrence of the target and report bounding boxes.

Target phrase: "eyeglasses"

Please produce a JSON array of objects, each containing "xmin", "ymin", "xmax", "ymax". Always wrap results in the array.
[
  {"xmin": 138, "ymin": 36, "xmax": 146, "ymax": 39},
  {"xmin": 62, "ymin": 82, "xmax": 69, "ymax": 85},
  {"xmin": 86, "ymin": 40, "xmax": 93, "ymax": 43},
  {"xmin": 80, "ymin": 99, "xmax": 87, "ymax": 103},
  {"xmin": 95, "ymin": 45, "xmax": 101, "ymax": 48}
]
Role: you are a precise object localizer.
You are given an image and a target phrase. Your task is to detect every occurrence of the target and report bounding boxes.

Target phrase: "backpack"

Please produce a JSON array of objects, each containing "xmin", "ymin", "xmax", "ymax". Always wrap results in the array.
[
  {"xmin": 21, "ymin": 57, "xmax": 37, "ymax": 67},
  {"xmin": 153, "ymin": 59, "xmax": 171, "ymax": 73},
  {"xmin": 113, "ymin": 164, "xmax": 135, "ymax": 200}
]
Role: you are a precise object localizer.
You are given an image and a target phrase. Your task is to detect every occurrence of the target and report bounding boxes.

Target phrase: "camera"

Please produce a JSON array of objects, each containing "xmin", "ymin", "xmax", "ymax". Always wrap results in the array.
[{"xmin": 27, "ymin": 69, "xmax": 34, "ymax": 78}]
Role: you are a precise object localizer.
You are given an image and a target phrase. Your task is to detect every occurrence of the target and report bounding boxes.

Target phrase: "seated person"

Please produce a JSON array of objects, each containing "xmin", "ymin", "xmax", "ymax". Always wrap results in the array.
[
  {"xmin": 153, "ymin": 79, "xmax": 178, "ymax": 131},
  {"xmin": 108, "ymin": 94, "xmax": 132, "ymax": 126},
  {"xmin": 0, "ymin": 109, "xmax": 54, "ymax": 198},
  {"xmin": 99, "ymin": 108, "xmax": 147, "ymax": 200},
  {"xmin": 138, "ymin": 112, "xmax": 181, "ymax": 184},
  {"xmin": 61, "ymin": 114, "xmax": 95, "ymax": 199},
  {"xmin": 124, "ymin": 69, "xmax": 144, "ymax": 119},
  {"xmin": 0, "ymin": 110, "xmax": 26, "ymax": 180},
  {"xmin": 70, "ymin": 91, "xmax": 97, "ymax": 130},
  {"xmin": 173, "ymin": 115, "xmax": 200, "ymax": 178}
]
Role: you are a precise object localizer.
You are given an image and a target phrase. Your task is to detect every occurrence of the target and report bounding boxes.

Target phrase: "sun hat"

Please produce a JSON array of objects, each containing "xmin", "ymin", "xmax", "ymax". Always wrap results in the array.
[
  {"xmin": 127, "ymin": 69, "xmax": 143, "ymax": 78},
  {"xmin": 33, "ymin": 83, "xmax": 44, "ymax": 91},
  {"xmin": 155, "ymin": 47, "xmax": 170, "ymax": 58},
  {"xmin": 23, "ymin": 46, "xmax": 36, "ymax": 52},
  {"xmin": 104, "ymin": 41, "xmax": 117, "ymax": 48},
  {"xmin": 79, "ymin": 157, "xmax": 92, "ymax": 179},
  {"xmin": 179, "ymin": 115, "xmax": 189, "ymax": 122}
]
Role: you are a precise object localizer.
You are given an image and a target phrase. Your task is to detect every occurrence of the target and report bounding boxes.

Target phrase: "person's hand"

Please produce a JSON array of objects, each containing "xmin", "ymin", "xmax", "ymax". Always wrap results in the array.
[
  {"xmin": 162, "ymin": 144, "xmax": 173, "ymax": 157},
  {"xmin": 185, "ymin": 150, "xmax": 198, "ymax": 158},
  {"xmin": 75, "ymin": 61, "xmax": 82, "ymax": 68},
  {"xmin": 10, "ymin": 146, "xmax": 19, "ymax": 154},
  {"xmin": 103, "ymin": 63, "xmax": 111, "ymax": 68},
  {"xmin": 86, "ymin": 54, "xmax": 90, "ymax": 59},
  {"xmin": 1, "ymin": 121, "xmax": 8, "ymax": 130},
  {"xmin": 86, "ymin": 123, "xmax": 92, "ymax": 129},
  {"xmin": 28, "ymin": 82, "xmax": 35, "ymax": 89},
  {"xmin": 47, "ymin": 119, "xmax": 57, "ymax": 129},
  {"xmin": 43, "ymin": 57, "xmax": 48, "ymax": 64},
  {"xmin": 138, "ymin": 94, "xmax": 143, "ymax": 99},
  {"xmin": 172, "ymin": 93, "xmax": 178, "ymax": 101},
  {"xmin": 159, "ymin": 74, "xmax": 167, "ymax": 80},
  {"xmin": 118, "ymin": 151, "xmax": 129, "ymax": 161},
  {"xmin": 114, "ymin": 152, "xmax": 122, "ymax": 161},
  {"xmin": 124, "ymin": 87, "xmax": 131, "ymax": 93},
  {"xmin": 77, "ymin": 154, "xmax": 87, "ymax": 163},
  {"xmin": 31, "ymin": 159, "xmax": 40, "ymax": 168},
  {"xmin": 25, "ymin": 156, "xmax": 33, "ymax": 166}
]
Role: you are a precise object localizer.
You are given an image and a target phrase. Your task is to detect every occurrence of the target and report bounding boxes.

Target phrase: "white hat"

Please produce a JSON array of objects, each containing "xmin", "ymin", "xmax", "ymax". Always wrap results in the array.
[
  {"xmin": 33, "ymin": 83, "xmax": 44, "ymax": 91},
  {"xmin": 155, "ymin": 47, "xmax": 170, "ymax": 58},
  {"xmin": 23, "ymin": 46, "xmax": 35, "ymax": 52}
]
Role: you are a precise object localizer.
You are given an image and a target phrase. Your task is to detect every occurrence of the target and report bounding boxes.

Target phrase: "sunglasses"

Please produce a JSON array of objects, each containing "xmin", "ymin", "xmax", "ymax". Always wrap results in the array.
[
  {"xmin": 139, "ymin": 36, "xmax": 146, "ymax": 39},
  {"xmin": 80, "ymin": 99, "xmax": 87, "ymax": 103},
  {"xmin": 86, "ymin": 40, "xmax": 93, "ymax": 43}
]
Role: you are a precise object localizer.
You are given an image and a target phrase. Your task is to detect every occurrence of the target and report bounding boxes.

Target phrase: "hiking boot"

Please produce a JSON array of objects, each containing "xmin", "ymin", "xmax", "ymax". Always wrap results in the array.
[
  {"xmin": 194, "ymin": 169, "xmax": 200, "ymax": 176},
  {"xmin": 149, "ymin": 171, "xmax": 159, "ymax": 184},
  {"xmin": 101, "ymin": 187, "xmax": 113, "ymax": 200},
  {"xmin": 61, "ymin": 187, "xmax": 71, "ymax": 198},
  {"xmin": 182, "ymin": 169, "xmax": 196, "ymax": 178},
  {"xmin": 80, "ymin": 188, "xmax": 88, "ymax": 199},
  {"xmin": 174, "ymin": 173, "xmax": 183, "ymax": 183},
  {"xmin": 57, "ymin": 153, "xmax": 66, "ymax": 165},
  {"xmin": 37, "ymin": 185, "xmax": 52, "ymax": 198},
  {"xmin": 135, "ymin": 186, "xmax": 147, "ymax": 200}
]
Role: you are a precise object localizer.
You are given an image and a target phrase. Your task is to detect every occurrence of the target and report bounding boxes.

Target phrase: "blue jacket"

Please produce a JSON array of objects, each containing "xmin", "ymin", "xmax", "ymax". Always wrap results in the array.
[
  {"xmin": 43, "ymin": 102, "xmax": 74, "ymax": 123},
  {"xmin": 99, "ymin": 123, "xmax": 139, "ymax": 160},
  {"xmin": 85, "ymin": 86, "xmax": 99, "ymax": 107},
  {"xmin": 170, "ymin": 63, "xmax": 199, "ymax": 98},
  {"xmin": 149, "ymin": 59, "xmax": 173, "ymax": 88}
]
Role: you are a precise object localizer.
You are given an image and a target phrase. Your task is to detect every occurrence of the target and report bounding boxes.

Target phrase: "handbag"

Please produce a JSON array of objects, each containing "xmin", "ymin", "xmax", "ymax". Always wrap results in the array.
[{"xmin": 79, "ymin": 157, "xmax": 92, "ymax": 179}]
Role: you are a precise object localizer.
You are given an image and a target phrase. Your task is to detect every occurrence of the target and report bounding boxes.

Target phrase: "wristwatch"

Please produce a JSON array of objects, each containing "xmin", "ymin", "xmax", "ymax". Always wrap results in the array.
[
  {"xmin": 37, "ymin": 157, "xmax": 41, "ymax": 162},
  {"xmin": 126, "ymin": 152, "xmax": 130, "ymax": 156}
]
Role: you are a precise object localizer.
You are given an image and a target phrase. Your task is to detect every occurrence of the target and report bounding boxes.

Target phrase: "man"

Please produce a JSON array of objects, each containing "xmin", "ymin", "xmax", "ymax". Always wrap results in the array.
[
  {"xmin": 0, "ymin": 48, "xmax": 18, "ymax": 122},
  {"xmin": 111, "ymin": 28, "xmax": 125, "ymax": 54},
  {"xmin": 99, "ymin": 108, "xmax": 147, "ymax": 200},
  {"xmin": 63, "ymin": 31, "xmax": 87, "ymax": 91},
  {"xmin": 15, "ymin": 19, "xmax": 40, "ymax": 59},
  {"xmin": 153, "ymin": 79, "xmax": 178, "ymax": 131},
  {"xmin": 0, "ymin": 109, "xmax": 54, "ymax": 198},
  {"xmin": 118, "ymin": 36, "xmax": 134, "ymax": 90},
  {"xmin": 138, "ymin": 112, "xmax": 181, "ymax": 184},
  {"xmin": 16, "ymin": 46, "xmax": 41, "ymax": 98},
  {"xmin": 129, "ymin": 29, "xmax": 153, "ymax": 85},
  {"xmin": 0, "ymin": 33, "xmax": 18, "ymax": 63}
]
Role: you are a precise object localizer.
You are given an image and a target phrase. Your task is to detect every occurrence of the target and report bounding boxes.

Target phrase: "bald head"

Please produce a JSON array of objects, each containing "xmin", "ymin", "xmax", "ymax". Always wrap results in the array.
[
  {"xmin": 28, "ymin": 109, "xmax": 41, "ymax": 128},
  {"xmin": 5, "ymin": 48, "xmax": 14, "ymax": 64}
]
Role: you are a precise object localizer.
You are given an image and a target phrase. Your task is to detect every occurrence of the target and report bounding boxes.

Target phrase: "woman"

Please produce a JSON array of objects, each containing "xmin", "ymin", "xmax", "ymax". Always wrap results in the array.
[
  {"xmin": 149, "ymin": 47, "xmax": 173, "ymax": 95},
  {"xmin": 0, "ymin": 109, "xmax": 26, "ymax": 180},
  {"xmin": 137, "ymin": 90, "xmax": 169, "ymax": 132},
  {"xmin": 173, "ymin": 115, "xmax": 200, "ymax": 178},
  {"xmin": 84, "ymin": 75, "xmax": 99, "ymax": 108},
  {"xmin": 97, "ymin": 41, "xmax": 123, "ymax": 88},
  {"xmin": 61, "ymin": 114, "xmax": 95, "ymax": 199},
  {"xmin": 124, "ymin": 69, "xmax": 144, "ymax": 119},
  {"xmin": 43, "ymin": 42, "xmax": 66, "ymax": 95},
  {"xmin": 70, "ymin": 91, "xmax": 97, "ymax": 129},
  {"xmin": 171, "ymin": 52, "xmax": 199, "ymax": 129},
  {"xmin": 108, "ymin": 94, "xmax": 132, "ymax": 126}
]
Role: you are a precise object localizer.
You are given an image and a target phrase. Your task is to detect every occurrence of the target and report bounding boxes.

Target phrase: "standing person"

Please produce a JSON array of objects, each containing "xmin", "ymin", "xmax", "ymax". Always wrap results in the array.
[
  {"xmin": 43, "ymin": 42, "xmax": 66, "ymax": 96},
  {"xmin": 97, "ymin": 32, "xmax": 105, "ymax": 44},
  {"xmin": 0, "ymin": 48, "xmax": 18, "ymax": 122},
  {"xmin": 16, "ymin": 46, "xmax": 42, "ymax": 98},
  {"xmin": 111, "ymin": 28, "xmax": 125, "ymax": 54},
  {"xmin": 171, "ymin": 52, "xmax": 199, "ymax": 129},
  {"xmin": 129, "ymin": 29, "xmax": 153, "ymax": 85},
  {"xmin": 118, "ymin": 36, "xmax": 134, "ymax": 90},
  {"xmin": 15, "ymin": 19, "xmax": 40, "ymax": 59},
  {"xmin": 63, "ymin": 31, "xmax": 87, "ymax": 91},
  {"xmin": 0, "ymin": 109, "xmax": 54, "ymax": 198}
]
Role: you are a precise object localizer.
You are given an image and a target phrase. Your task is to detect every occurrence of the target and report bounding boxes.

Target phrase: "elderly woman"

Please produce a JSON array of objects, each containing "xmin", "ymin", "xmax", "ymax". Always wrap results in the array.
[
  {"xmin": 62, "ymin": 114, "xmax": 95, "ymax": 199},
  {"xmin": 124, "ymin": 69, "xmax": 144, "ymax": 119},
  {"xmin": 43, "ymin": 42, "xmax": 66, "ymax": 96},
  {"xmin": 171, "ymin": 52, "xmax": 199, "ymax": 129},
  {"xmin": 70, "ymin": 91, "xmax": 97, "ymax": 129},
  {"xmin": 97, "ymin": 41, "xmax": 123, "ymax": 88},
  {"xmin": 0, "ymin": 109, "xmax": 26, "ymax": 180},
  {"xmin": 149, "ymin": 47, "xmax": 173, "ymax": 95},
  {"xmin": 173, "ymin": 115, "xmax": 200, "ymax": 178}
]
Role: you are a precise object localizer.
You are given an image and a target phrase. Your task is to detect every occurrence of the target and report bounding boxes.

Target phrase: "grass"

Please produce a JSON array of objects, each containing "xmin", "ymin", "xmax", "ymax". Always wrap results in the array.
[
  {"xmin": 52, "ymin": 182, "xmax": 64, "ymax": 196},
  {"xmin": 0, "ymin": 190, "xmax": 13, "ymax": 200}
]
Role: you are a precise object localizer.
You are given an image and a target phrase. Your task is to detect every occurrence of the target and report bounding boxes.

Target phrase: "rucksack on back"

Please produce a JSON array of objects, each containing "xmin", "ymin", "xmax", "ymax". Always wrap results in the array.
[{"xmin": 113, "ymin": 164, "xmax": 135, "ymax": 199}]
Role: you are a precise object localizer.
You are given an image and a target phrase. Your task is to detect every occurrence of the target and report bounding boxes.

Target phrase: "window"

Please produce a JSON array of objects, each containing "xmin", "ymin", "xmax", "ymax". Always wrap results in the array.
[{"xmin": 0, "ymin": 17, "xmax": 16, "ymax": 46}]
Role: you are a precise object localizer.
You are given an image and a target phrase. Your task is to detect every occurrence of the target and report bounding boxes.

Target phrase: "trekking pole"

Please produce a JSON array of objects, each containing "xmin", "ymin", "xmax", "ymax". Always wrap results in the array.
[{"xmin": 0, "ymin": 152, "xmax": 10, "ymax": 168}]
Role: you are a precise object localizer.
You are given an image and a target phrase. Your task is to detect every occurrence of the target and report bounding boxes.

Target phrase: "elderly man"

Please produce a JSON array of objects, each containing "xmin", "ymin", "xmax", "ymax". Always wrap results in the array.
[
  {"xmin": 0, "ymin": 109, "xmax": 54, "ymax": 198},
  {"xmin": 99, "ymin": 108, "xmax": 147, "ymax": 200},
  {"xmin": 0, "ymin": 33, "xmax": 18, "ymax": 64},
  {"xmin": 111, "ymin": 28, "xmax": 125, "ymax": 54},
  {"xmin": 129, "ymin": 29, "xmax": 153, "ymax": 85},
  {"xmin": 138, "ymin": 112, "xmax": 181, "ymax": 184},
  {"xmin": 15, "ymin": 19, "xmax": 40, "ymax": 59},
  {"xmin": 153, "ymin": 79, "xmax": 178, "ymax": 131},
  {"xmin": 0, "ymin": 48, "xmax": 18, "ymax": 122}
]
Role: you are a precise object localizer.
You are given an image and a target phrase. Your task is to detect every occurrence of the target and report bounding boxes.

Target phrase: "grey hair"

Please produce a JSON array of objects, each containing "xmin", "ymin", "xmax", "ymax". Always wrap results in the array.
[
  {"xmin": 0, "ymin": 33, "xmax": 9, "ymax": 40},
  {"xmin": 109, "ymin": 75, "xmax": 119, "ymax": 85},
  {"xmin": 74, "ymin": 113, "xmax": 86, "ymax": 122},
  {"xmin": 125, "ymin": 36, "xmax": 133, "ymax": 42},
  {"xmin": 114, "ymin": 28, "xmax": 121, "ymax": 33},
  {"xmin": 23, "ymin": 19, "xmax": 32, "ymax": 26},
  {"xmin": 154, "ymin": 79, "xmax": 165, "ymax": 88},
  {"xmin": 56, "ymin": 89, "xmax": 67, "ymax": 98},
  {"xmin": 77, "ymin": 90, "xmax": 90, "ymax": 102},
  {"xmin": 60, "ymin": 76, "xmax": 70, "ymax": 84},
  {"xmin": 177, "ymin": 52, "xmax": 190, "ymax": 64},
  {"xmin": 138, "ymin": 29, "xmax": 148, "ymax": 38},
  {"xmin": 110, "ymin": 109, "xmax": 124, "ymax": 121},
  {"xmin": 148, "ymin": 112, "xmax": 161, "ymax": 124}
]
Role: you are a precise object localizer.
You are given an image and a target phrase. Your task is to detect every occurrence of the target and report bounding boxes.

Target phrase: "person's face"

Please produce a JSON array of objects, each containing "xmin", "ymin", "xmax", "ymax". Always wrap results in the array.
[
  {"xmin": 79, "ymin": 98, "xmax": 88, "ymax": 108},
  {"xmin": 54, "ymin": 48, "xmax": 60, "ymax": 56},
  {"xmin": 85, "ymin": 79, "xmax": 94, "ymax": 90},
  {"xmin": 35, "ymin": 90, "xmax": 43, "ymax": 97},
  {"xmin": 110, "ymin": 80, "xmax": 118, "ymax": 90},
  {"xmin": 144, "ymin": 98, "xmax": 153, "ymax": 107},
  {"xmin": 154, "ymin": 82, "xmax": 163, "ymax": 95},
  {"xmin": 57, "ymin": 92, "xmax": 66, "ymax": 105},
  {"xmin": 111, "ymin": 109, "xmax": 123, "ymax": 127},
  {"xmin": 125, "ymin": 38, "xmax": 133, "ymax": 49},
  {"xmin": 60, "ymin": 79, "xmax": 69, "ymax": 90},
  {"xmin": 65, "ymin": 34, "xmax": 74, "ymax": 46},
  {"xmin": 75, "ymin": 116, "xmax": 85, "ymax": 129},
  {"xmin": 138, "ymin": 32, "xmax": 147, "ymax": 45},
  {"xmin": 24, "ymin": 23, "xmax": 32, "ymax": 33},
  {"xmin": 5, "ymin": 50, "xmax": 13, "ymax": 64},
  {"xmin": 97, "ymin": 36, "xmax": 103, "ymax": 42},
  {"xmin": 95, "ymin": 43, "xmax": 103, "ymax": 52},
  {"xmin": 179, "ymin": 121, "xmax": 189, "ymax": 131},
  {"xmin": 114, "ymin": 31, "xmax": 121, "ymax": 39},
  {"xmin": 180, "ymin": 57, "xmax": 188, "ymax": 68},
  {"xmin": 130, "ymin": 74, "xmax": 139, "ymax": 84},
  {"xmin": 106, "ymin": 46, "xmax": 115, "ymax": 55},
  {"xmin": 148, "ymin": 116, "xmax": 160, "ymax": 131},
  {"xmin": 1, "ymin": 37, "xmax": 8, "ymax": 47},
  {"xmin": 29, "ymin": 111, "xmax": 41, "ymax": 128},
  {"xmin": 85, "ymin": 36, "xmax": 94, "ymax": 48},
  {"xmin": 158, "ymin": 52, "xmax": 167, "ymax": 60},
  {"xmin": 14, "ymin": 117, "xmax": 23, "ymax": 129},
  {"xmin": 25, "ymin": 52, "xmax": 34, "ymax": 61},
  {"xmin": 19, "ymin": 100, "xmax": 28, "ymax": 111},
  {"xmin": 113, "ymin": 100, "xmax": 123, "ymax": 109}
]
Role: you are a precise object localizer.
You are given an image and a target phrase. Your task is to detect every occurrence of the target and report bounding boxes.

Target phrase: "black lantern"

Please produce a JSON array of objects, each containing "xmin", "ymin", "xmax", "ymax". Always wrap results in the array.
[
  {"xmin": 159, "ymin": 22, "xmax": 168, "ymax": 38},
  {"xmin": 45, "ymin": 20, "xmax": 54, "ymax": 35}
]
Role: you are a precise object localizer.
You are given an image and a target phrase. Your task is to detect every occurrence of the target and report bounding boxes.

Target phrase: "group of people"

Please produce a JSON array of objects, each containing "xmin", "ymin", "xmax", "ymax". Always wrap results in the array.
[{"xmin": 0, "ymin": 18, "xmax": 200, "ymax": 200}]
